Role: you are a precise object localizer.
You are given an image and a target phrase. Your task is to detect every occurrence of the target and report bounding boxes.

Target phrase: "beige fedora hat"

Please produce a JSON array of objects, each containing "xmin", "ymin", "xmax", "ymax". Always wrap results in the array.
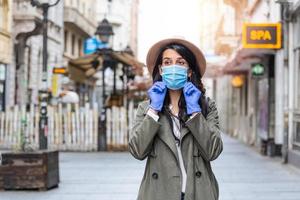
[{"xmin": 146, "ymin": 38, "xmax": 206, "ymax": 77}]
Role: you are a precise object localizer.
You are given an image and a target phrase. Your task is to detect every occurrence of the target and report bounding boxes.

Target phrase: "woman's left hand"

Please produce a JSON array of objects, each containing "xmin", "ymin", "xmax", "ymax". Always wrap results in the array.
[{"xmin": 183, "ymin": 82, "xmax": 202, "ymax": 115}]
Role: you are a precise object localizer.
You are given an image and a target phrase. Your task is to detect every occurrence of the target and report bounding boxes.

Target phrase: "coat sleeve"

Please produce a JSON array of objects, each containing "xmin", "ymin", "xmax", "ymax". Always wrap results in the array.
[
  {"xmin": 128, "ymin": 102, "xmax": 161, "ymax": 160},
  {"xmin": 185, "ymin": 99, "xmax": 223, "ymax": 161}
]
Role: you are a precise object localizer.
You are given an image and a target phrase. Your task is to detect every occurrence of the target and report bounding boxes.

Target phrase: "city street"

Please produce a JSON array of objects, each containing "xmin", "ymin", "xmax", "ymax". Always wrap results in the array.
[
  {"xmin": 1, "ymin": 0, "xmax": 300, "ymax": 199},
  {"xmin": 1, "ymin": 134, "xmax": 300, "ymax": 200}
]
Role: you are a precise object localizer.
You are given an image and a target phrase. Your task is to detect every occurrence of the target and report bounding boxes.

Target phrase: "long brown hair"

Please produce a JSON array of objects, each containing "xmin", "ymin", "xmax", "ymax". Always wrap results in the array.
[{"xmin": 151, "ymin": 43, "xmax": 208, "ymax": 121}]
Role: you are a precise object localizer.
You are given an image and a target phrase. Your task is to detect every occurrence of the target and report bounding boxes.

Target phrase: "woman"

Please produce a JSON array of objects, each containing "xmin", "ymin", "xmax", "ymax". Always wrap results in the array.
[{"xmin": 129, "ymin": 38, "xmax": 223, "ymax": 200}]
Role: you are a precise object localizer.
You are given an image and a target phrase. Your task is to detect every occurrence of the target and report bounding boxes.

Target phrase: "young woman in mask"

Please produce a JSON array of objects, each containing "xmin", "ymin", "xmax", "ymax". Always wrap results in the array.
[{"xmin": 129, "ymin": 38, "xmax": 223, "ymax": 200}]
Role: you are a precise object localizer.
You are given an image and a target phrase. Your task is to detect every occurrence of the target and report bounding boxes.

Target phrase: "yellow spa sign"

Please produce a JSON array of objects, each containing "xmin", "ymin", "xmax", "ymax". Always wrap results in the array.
[{"xmin": 242, "ymin": 23, "xmax": 281, "ymax": 49}]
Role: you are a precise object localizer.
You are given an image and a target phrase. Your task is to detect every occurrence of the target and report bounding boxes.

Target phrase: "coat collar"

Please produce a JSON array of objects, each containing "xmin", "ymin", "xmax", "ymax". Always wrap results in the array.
[{"xmin": 157, "ymin": 114, "xmax": 190, "ymax": 161}]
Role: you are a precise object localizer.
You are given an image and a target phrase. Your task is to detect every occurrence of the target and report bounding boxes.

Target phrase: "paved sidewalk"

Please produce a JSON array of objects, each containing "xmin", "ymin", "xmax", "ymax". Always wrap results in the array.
[
  {"xmin": 214, "ymin": 135, "xmax": 300, "ymax": 200},
  {"xmin": 1, "ymin": 134, "xmax": 300, "ymax": 200}
]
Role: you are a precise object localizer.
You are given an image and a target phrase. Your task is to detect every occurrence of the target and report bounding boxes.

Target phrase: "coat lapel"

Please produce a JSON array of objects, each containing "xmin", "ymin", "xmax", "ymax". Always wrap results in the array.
[
  {"xmin": 157, "ymin": 115, "xmax": 179, "ymax": 160},
  {"xmin": 180, "ymin": 126, "xmax": 190, "ymax": 141}
]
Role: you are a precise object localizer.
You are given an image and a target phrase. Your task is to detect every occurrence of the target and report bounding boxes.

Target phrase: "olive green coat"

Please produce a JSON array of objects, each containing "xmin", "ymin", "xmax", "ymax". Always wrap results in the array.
[{"xmin": 129, "ymin": 99, "xmax": 223, "ymax": 200}]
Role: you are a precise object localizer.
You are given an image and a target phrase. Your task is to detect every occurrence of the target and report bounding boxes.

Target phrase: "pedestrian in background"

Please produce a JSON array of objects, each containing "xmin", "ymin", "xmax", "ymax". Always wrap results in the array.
[{"xmin": 129, "ymin": 38, "xmax": 223, "ymax": 200}]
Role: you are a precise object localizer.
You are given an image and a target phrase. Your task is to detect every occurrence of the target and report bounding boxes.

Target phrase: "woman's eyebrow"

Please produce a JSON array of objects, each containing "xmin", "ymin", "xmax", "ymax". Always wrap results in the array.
[{"xmin": 162, "ymin": 57, "xmax": 184, "ymax": 60}]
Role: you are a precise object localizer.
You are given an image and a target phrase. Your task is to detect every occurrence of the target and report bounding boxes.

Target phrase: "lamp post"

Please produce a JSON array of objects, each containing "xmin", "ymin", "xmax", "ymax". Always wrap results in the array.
[
  {"xmin": 95, "ymin": 18, "xmax": 114, "ymax": 151},
  {"xmin": 31, "ymin": 0, "xmax": 61, "ymax": 150}
]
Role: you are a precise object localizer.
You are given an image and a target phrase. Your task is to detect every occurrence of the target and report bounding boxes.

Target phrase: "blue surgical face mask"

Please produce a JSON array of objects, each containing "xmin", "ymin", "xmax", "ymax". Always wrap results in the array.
[{"xmin": 161, "ymin": 65, "xmax": 188, "ymax": 90}]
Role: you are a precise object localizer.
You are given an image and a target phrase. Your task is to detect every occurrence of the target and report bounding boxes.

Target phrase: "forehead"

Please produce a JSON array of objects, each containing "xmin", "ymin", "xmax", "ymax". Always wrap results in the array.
[{"xmin": 162, "ymin": 49, "xmax": 183, "ymax": 59}]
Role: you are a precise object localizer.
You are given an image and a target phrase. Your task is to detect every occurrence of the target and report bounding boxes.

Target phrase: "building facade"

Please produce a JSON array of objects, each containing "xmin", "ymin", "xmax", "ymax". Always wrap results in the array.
[
  {"xmin": 215, "ymin": 0, "xmax": 300, "ymax": 166},
  {"xmin": 10, "ymin": 0, "xmax": 64, "ymax": 107},
  {"xmin": 63, "ymin": 0, "xmax": 98, "ymax": 107},
  {"xmin": 0, "ymin": 0, "xmax": 12, "ymax": 111},
  {"xmin": 96, "ymin": 0, "xmax": 139, "ymax": 54},
  {"xmin": 285, "ymin": 0, "xmax": 300, "ymax": 168}
]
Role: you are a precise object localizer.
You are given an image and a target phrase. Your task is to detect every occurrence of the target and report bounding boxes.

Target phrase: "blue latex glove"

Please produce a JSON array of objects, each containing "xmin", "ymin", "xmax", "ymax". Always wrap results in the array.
[
  {"xmin": 148, "ymin": 81, "xmax": 167, "ymax": 112},
  {"xmin": 183, "ymin": 82, "xmax": 202, "ymax": 115}
]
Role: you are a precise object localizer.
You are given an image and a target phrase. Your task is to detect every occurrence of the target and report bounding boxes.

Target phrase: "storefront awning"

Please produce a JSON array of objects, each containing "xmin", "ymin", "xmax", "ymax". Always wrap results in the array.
[
  {"xmin": 68, "ymin": 53, "xmax": 103, "ymax": 84},
  {"xmin": 223, "ymin": 48, "xmax": 275, "ymax": 75},
  {"xmin": 67, "ymin": 50, "xmax": 145, "ymax": 84}
]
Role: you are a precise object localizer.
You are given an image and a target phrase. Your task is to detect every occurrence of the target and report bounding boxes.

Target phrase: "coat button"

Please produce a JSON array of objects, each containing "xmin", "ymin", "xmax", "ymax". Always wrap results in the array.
[
  {"xmin": 152, "ymin": 172, "xmax": 158, "ymax": 179},
  {"xmin": 195, "ymin": 171, "xmax": 202, "ymax": 178}
]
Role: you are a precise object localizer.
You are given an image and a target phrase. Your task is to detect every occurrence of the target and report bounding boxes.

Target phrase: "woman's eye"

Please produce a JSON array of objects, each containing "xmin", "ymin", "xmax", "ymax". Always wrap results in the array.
[
  {"xmin": 178, "ymin": 61, "xmax": 187, "ymax": 66},
  {"xmin": 163, "ymin": 61, "xmax": 171, "ymax": 66}
]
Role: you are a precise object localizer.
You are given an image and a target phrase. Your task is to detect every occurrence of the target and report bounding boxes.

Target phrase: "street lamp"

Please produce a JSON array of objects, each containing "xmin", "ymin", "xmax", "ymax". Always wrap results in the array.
[
  {"xmin": 31, "ymin": 0, "xmax": 61, "ymax": 150},
  {"xmin": 95, "ymin": 18, "xmax": 114, "ymax": 151},
  {"xmin": 95, "ymin": 18, "xmax": 114, "ymax": 44}
]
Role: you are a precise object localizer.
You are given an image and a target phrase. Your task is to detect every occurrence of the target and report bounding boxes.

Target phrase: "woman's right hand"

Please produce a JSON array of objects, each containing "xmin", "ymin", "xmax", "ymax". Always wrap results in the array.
[{"xmin": 147, "ymin": 81, "xmax": 167, "ymax": 112}]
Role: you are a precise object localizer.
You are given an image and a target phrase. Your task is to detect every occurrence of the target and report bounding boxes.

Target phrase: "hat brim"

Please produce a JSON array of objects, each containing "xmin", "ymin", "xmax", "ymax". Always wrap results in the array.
[{"xmin": 146, "ymin": 38, "xmax": 206, "ymax": 77}]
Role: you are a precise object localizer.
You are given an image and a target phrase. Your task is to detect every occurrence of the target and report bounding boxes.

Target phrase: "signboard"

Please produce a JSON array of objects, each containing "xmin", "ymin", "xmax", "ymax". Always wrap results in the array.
[
  {"xmin": 84, "ymin": 37, "xmax": 99, "ymax": 54},
  {"xmin": 251, "ymin": 63, "xmax": 265, "ymax": 76},
  {"xmin": 242, "ymin": 23, "xmax": 281, "ymax": 49},
  {"xmin": 52, "ymin": 74, "xmax": 58, "ymax": 97},
  {"xmin": 53, "ymin": 67, "xmax": 67, "ymax": 74},
  {"xmin": 84, "ymin": 37, "xmax": 109, "ymax": 55},
  {"xmin": 84, "ymin": 37, "xmax": 100, "ymax": 55}
]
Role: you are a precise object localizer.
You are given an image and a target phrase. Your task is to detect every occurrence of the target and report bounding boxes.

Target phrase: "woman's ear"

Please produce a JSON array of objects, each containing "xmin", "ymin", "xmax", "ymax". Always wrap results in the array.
[{"xmin": 188, "ymin": 69, "xmax": 192, "ymax": 78}]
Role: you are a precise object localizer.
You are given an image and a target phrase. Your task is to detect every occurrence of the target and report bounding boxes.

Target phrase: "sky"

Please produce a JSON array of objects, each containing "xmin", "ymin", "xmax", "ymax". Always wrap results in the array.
[{"xmin": 137, "ymin": 0, "xmax": 201, "ymax": 63}]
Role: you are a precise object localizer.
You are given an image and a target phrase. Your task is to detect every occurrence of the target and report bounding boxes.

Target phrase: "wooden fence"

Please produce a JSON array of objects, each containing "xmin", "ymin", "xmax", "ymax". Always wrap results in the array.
[
  {"xmin": 0, "ymin": 103, "xmax": 98, "ymax": 151},
  {"xmin": 0, "ymin": 102, "xmax": 136, "ymax": 152},
  {"xmin": 106, "ymin": 101, "xmax": 136, "ymax": 151}
]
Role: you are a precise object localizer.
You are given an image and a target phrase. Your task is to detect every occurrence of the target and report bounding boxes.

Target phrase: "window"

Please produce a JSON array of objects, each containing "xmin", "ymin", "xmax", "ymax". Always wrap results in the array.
[
  {"xmin": 78, "ymin": 38, "xmax": 82, "ymax": 56},
  {"xmin": 71, "ymin": 34, "xmax": 75, "ymax": 55},
  {"xmin": 295, "ymin": 15, "xmax": 300, "ymax": 109},
  {"xmin": 64, "ymin": 30, "xmax": 68, "ymax": 53},
  {"xmin": 82, "ymin": 2, "xmax": 85, "ymax": 16},
  {"xmin": 298, "ymin": 49, "xmax": 300, "ymax": 108}
]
